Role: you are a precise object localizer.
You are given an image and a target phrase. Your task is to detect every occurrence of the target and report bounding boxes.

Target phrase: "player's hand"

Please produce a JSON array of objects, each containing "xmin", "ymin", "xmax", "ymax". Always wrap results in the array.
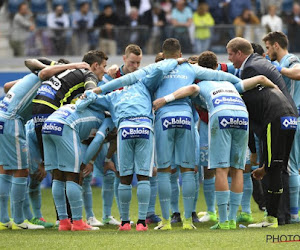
[
  {"xmin": 107, "ymin": 64, "xmax": 119, "ymax": 79},
  {"xmin": 34, "ymin": 163, "xmax": 47, "ymax": 182},
  {"xmin": 194, "ymin": 165, "xmax": 198, "ymax": 174},
  {"xmin": 177, "ymin": 58, "xmax": 188, "ymax": 65},
  {"xmin": 83, "ymin": 162, "xmax": 93, "ymax": 177},
  {"xmin": 152, "ymin": 97, "xmax": 167, "ymax": 111},
  {"xmin": 252, "ymin": 166, "xmax": 266, "ymax": 180},
  {"xmin": 104, "ymin": 161, "xmax": 116, "ymax": 174}
]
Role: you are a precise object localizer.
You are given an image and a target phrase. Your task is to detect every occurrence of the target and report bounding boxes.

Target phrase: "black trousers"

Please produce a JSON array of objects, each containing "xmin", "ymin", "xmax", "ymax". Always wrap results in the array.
[{"xmin": 260, "ymin": 117, "xmax": 295, "ymax": 223}]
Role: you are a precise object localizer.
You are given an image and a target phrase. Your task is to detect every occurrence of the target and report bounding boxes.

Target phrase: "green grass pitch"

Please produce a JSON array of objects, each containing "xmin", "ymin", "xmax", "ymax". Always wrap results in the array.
[{"xmin": 0, "ymin": 187, "xmax": 300, "ymax": 249}]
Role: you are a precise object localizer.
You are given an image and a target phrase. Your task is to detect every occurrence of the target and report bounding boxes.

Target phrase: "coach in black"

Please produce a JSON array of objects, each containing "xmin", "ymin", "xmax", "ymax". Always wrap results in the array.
[{"xmin": 226, "ymin": 37, "xmax": 298, "ymax": 227}]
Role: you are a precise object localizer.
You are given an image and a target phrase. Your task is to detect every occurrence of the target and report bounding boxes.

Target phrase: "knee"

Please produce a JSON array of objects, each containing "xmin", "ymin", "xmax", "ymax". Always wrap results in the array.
[
  {"xmin": 137, "ymin": 175, "xmax": 149, "ymax": 182},
  {"xmin": 204, "ymin": 168, "xmax": 215, "ymax": 179},
  {"xmin": 120, "ymin": 175, "xmax": 133, "ymax": 185}
]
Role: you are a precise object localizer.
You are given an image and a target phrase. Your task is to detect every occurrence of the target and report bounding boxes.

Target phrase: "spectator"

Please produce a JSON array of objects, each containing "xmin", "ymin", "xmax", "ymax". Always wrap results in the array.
[
  {"xmin": 206, "ymin": 0, "xmax": 230, "ymax": 24},
  {"xmin": 287, "ymin": 2, "xmax": 300, "ymax": 52},
  {"xmin": 259, "ymin": 0, "xmax": 283, "ymax": 16},
  {"xmin": 142, "ymin": 3, "xmax": 167, "ymax": 54},
  {"xmin": 233, "ymin": 8, "xmax": 260, "ymax": 39},
  {"xmin": 10, "ymin": 2, "xmax": 35, "ymax": 56},
  {"xmin": 171, "ymin": 0, "xmax": 193, "ymax": 53},
  {"xmin": 160, "ymin": 0, "xmax": 173, "ymax": 23},
  {"xmin": 193, "ymin": 2, "xmax": 215, "ymax": 53},
  {"xmin": 228, "ymin": 0, "xmax": 252, "ymax": 23},
  {"xmin": 94, "ymin": 4, "xmax": 119, "ymax": 55},
  {"xmin": 261, "ymin": 5, "xmax": 283, "ymax": 33},
  {"xmin": 72, "ymin": 2, "xmax": 94, "ymax": 55},
  {"xmin": 124, "ymin": 0, "xmax": 152, "ymax": 16},
  {"xmin": 47, "ymin": 5, "xmax": 70, "ymax": 55}
]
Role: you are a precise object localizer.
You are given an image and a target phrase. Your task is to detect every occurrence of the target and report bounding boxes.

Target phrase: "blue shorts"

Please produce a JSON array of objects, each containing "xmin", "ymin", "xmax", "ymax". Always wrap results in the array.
[
  {"xmin": 155, "ymin": 111, "xmax": 195, "ymax": 169},
  {"xmin": 288, "ymin": 117, "xmax": 300, "ymax": 176},
  {"xmin": 26, "ymin": 123, "xmax": 42, "ymax": 174},
  {"xmin": 42, "ymin": 121, "xmax": 82, "ymax": 173},
  {"xmin": 208, "ymin": 110, "xmax": 248, "ymax": 170},
  {"xmin": 0, "ymin": 117, "xmax": 28, "ymax": 170},
  {"xmin": 199, "ymin": 120, "xmax": 208, "ymax": 167},
  {"xmin": 117, "ymin": 118, "xmax": 154, "ymax": 177}
]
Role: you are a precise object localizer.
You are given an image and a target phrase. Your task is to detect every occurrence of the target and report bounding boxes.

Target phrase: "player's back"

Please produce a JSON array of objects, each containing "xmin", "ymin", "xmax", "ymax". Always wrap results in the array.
[
  {"xmin": 155, "ymin": 62, "xmax": 195, "ymax": 117},
  {"xmin": 194, "ymin": 80, "xmax": 246, "ymax": 116},
  {"xmin": 45, "ymin": 104, "xmax": 105, "ymax": 140},
  {"xmin": 0, "ymin": 73, "xmax": 40, "ymax": 121},
  {"xmin": 280, "ymin": 53, "xmax": 300, "ymax": 110}
]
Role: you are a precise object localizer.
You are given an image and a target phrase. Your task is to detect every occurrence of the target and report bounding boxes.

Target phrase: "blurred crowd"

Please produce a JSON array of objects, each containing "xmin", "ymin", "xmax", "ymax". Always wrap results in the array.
[{"xmin": 2, "ymin": 0, "xmax": 300, "ymax": 56}]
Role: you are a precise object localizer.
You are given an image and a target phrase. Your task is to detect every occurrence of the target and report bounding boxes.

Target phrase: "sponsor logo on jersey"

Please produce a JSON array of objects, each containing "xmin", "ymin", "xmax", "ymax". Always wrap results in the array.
[
  {"xmin": 211, "ymin": 89, "xmax": 237, "ymax": 96},
  {"xmin": 42, "ymin": 122, "xmax": 64, "ymax": 136},
  {"xmin": 218, "ymin": 116, "xmax": 248, "ymax": 130},
  {"xmin": 55, "ymin": 109, "xmax": 72, "ymax": 119},
  {"xmin": 162, "ymin": 116, "xmax": 191, "ymax": 130},
  {"xmin": 0, "ymin": 101, "xmax": 8, "ymax": 112},
  {"xmin": 0, "ymin": 121, "xmax": 4, "ymax": 134},
  {"xmin": 32, "ymin": 114, "xmax": 50, "ymax": 126},
  {"xmin": 281, "ymin": 116, "xmax": 297, "ymax": 130},
  {"xmin": 163, "ymin": 68, "xmax": 188, "ymax": 79},
  {"xmin": 121, "ymin": 127, "xmax": 150, "ymax": 140},
  {"xmin": 37, "ymin": 85, "xmax": 57, "ymax": 99},
  {"xmin": 44, "ymin": 77, "xmax": 62, "ymax": 91},
  {"xmin": 124, "ymin": 117, "xmax": 152, "ymax": 124},
  {"xmin": 212, "ymin": 95, "xmax": 245, "ymax": 107}
]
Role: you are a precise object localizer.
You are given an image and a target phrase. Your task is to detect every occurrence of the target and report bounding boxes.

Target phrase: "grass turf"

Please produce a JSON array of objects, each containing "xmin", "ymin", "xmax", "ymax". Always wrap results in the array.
[{"xmin": 0, "ymin": 187, "xmax": 300, "ymax": 249}]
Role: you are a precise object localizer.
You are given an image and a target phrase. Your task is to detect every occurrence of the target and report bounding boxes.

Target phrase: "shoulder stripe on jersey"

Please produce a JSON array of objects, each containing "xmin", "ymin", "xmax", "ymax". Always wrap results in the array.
[
  {"xmin": 32, "ymin": 99, "xmax": 58, "ymax": 110},
  {"xmin": 60, "ymin": 82, "xmax": 84, "ymax": 107}
]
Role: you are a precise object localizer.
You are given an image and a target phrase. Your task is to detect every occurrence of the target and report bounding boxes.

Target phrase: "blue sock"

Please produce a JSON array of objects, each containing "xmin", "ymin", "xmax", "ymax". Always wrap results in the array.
[
  {"xmin": 102, "ymin": 173, "xmax": 114, "ymax": 220},
  {"xmin": 29, "ymin": 178, "xmax": 42, "ymax": 218},
  {"xmin": 137, "ymin": 180, "xmax": 150, "ymax": 220},
  {"xmin": 11, "ymin": 177, "xmax": 27, "ymax": 224},
  {"xmin": 147, "ymin": 175, "xmax": 158, "ymax": 217},
  {"xmin": 228, "ymin": 191, "xmax": 243, "ymax": 221},
  {"xmin": 114, "ymin": 176, "xmax": 121, "ymax": 217},
  {"xmin": 66, "ymin": 181, "xmax": 83, "ymax": 221},
  {"xmin": 289, "ymin": 175, "xmax": 299, "ymax": 218},
  {"xmin": 181, "ymin": 171, "xmax": 196, "ymax": 219},
  {"xmin": 118, "ymin": 184, "xmax": 132, "ymax": 221},
  {"xmin": 216, "ymin": 190, "xmax": 230, "ymax": 223},
  {"xmin": 170, "ymin": 171, "xmax": 180, "ymax": 213},
  {"xmin": 52, "ymin": 180, "xmax": 67, "ymax": 220},
  {"xmin": 299, "ymin": 175, "xmax": 300, "ymax": 211},
  {"xmin": 0, "ymin": 174, "xmax": 12, "ymax": 223},
  {"xmin": 23, "ymin": 184, "xmax": 33, "ymax": 220},
  {"xmin": 193, "ymin": 172, "xmax": 199, "ymax": 212},
  {"xmin": 241, "ymin": 173, "xmax": 253, "ymax": 214},
  {"xmin": 227, "ymin": 177, "xmax": 232, "ymax": 189},
  {"xmin": 203, "ymin": 177, "xmax": 216, "ymax": 213},
  {"xmin": 158, "ymin": 172, "xmax": 171, "ymax": 220},
  {"xmin": 82, "ymin": 174, "xmax": 94, "ymax": 219}
]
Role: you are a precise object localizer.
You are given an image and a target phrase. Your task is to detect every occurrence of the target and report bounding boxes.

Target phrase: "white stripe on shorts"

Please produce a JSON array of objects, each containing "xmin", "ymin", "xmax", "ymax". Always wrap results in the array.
[
  {"xmin": 73, "ymin": 130, "xmax": 80, "ymax": 173},
  {"xmin": 15, "ymin": 120, "xmax": 22, "ymax": 169}
]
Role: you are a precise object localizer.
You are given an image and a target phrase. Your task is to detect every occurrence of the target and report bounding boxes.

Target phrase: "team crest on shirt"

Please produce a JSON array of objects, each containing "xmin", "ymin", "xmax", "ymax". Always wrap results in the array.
[
  {"xmin": 42, "ymin": 122, "xmax": 64, "ymax": 136},
  {"xmin": 0, "ymin": 121, "xmax": 4, "ymax": 134},
  {"xmin": 121, "ymin": 127, "xmax": 150, "ymax": 140},
  {"xmin": 212, "ymin": 95, "xmax": 245, "ymax": 107},
  {"xmin": 280, "ymin": 117, "xmax": 297, "ymax": 130},
  {"xmin": 162, "ymin": 116, "xmax": 191, "ymax": 130},
  {"xmin": 218, "ymin": 116, "xmax": 248, "ymax": 130}
]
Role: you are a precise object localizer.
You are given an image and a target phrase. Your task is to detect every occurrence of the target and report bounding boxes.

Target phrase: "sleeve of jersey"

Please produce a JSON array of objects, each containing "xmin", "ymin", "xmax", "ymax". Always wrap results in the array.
[
  {"xmin": 98, "ymin": 74, "xmax": 113, "ymax": 87},
  {"xmin": 233, "ymin": 80, "xmax": 245, "ymax": 93},
  {"xmin": 84, "ymin": 72, "xmax": 98, "ymax": 90},
  {"xmin": 75, "ymin": 91, "xmax": 98, "ymax": 111},
  {"xmin": 192, "ymin": 64, "xmax": 241, "ymax": 84},
  {"xmin": 82, "ymin": 118, "xmax": 115, "ymax": 165}
]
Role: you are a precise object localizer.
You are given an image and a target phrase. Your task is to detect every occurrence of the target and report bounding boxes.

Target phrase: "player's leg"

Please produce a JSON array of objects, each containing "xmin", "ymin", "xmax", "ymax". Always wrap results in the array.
[
  {"xmin": 170, "ymin": 166, "xmax": 181, "ymax": 223},
  {"xmin": 192, "ymin": 126, "xmax": 200, "ymax": 223},
  {"xmin": 0, "ymin": 166, "xmax": 12, "ymax": 230}
]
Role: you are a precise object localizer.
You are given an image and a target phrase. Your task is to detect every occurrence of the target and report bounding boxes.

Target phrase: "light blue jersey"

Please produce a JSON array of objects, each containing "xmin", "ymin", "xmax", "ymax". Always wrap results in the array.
[
  {"xmin": 193, "ymin": 80, "xmax": 248, "ymax": 169},
  {"xmin": 0, "ymin": 73, "xmax": 41, "ymax": 122},
  {"xmin": 43, "ymin": 104, "xmax": 105, "ymax": 141}
]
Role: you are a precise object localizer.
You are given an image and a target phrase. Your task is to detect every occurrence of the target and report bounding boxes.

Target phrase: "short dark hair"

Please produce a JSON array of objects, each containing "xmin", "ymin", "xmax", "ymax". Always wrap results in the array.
[
  {"xmin": 251, "ymin": 42, "xmax": 264, "ymax": 56},
  {"xmin": 262, "ymin": 31, "xmax": 288, "ymax": 49},
  {"xmin": 162, "ymin": 38, "xmax": 181, "ymax": 57},
  {"xmin": 188, "ymin": 55, "xmax": 199, "ymax": 64},
  {"xmin": 197, "ymin": 51, "xmax": 218, "ymax": 69},
  {"xmin": 82, "ymin": 50, "xmax": 108, "ymax": 65},
  {"xmin": 124, "ymin": 44, "xmax": 142, "ymax": 57}
]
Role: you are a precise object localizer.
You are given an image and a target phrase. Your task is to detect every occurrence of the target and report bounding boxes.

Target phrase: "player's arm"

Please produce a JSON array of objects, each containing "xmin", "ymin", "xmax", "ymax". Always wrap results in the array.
[
  {"xmin": 94, "ymin": 59, "xmax": 179, "ymax": 94},
  {"xmin": 241, "ymin": 75, "xmax": 278, "ymax": 92},
  {"xmin": 153, "ymin": 84, "xmax": 200, "ymax": 111},
  {"xmin": 39, "ymin": 62, "xmax": 91, "ymax": 81},
  {"xmin": 4, "ymin": 79, "xmax": 19, "ymax": 93},
  {"xmin": 82, "ymin": 117, "xmax": 115, "ymax": 166},
  {"xmin": 25, "ymin": 59, "xmax": 48, "ymax": 73},
  {"xmin": 192, "ymin": 64, "xmax": 241, "ymax": 84},
  {"xmin": 278, "ymin": 64, "xmax": 300, "ymax": 80},
  {"xmin": 83, "ymin": 71, "xmax": 98, "ymax": 90}
]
